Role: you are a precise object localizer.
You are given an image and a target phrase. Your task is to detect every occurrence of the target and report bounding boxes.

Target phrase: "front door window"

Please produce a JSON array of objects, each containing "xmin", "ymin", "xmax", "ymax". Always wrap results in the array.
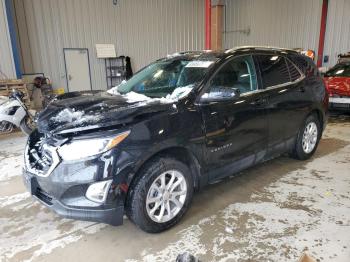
[{"xmin": 204, "ymin": 55, "xmax": 258, "ymax": 99}]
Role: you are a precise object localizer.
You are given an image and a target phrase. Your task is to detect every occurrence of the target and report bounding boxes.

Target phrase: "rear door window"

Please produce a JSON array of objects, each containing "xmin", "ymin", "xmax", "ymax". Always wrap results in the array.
[{"xmin": 255, "ymin": 55, "xmax": 290, "ymax": 88}]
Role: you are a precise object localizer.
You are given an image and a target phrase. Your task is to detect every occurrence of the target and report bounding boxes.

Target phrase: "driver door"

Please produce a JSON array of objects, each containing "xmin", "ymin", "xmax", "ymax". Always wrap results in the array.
[{"xmin": 199, "ymin": 55, "xmax": 269, "ymax": 181}]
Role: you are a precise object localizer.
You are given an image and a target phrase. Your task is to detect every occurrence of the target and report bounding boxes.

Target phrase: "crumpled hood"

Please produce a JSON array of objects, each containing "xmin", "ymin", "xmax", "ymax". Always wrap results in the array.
[
  {"xmin": 324, "ymin": 77, "xmax": 350, "ymax": 96},
  {"xmin": 37, "ymin": 91, "xmax": 176, "ymax": 135}
]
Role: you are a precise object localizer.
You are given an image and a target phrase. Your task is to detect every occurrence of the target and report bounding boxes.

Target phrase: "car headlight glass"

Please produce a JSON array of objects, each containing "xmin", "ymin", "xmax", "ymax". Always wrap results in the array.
[{"xmin": 57, "ymin": 131, "xmax": 130, "ymax": 161}]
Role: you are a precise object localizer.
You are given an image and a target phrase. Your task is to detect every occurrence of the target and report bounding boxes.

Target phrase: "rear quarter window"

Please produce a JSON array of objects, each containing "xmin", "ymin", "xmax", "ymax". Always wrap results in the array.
[
  {"xmin": 288, "ymin": 54, "xmax": 317, "ymax": 77},
  {"xmin": 286, "ymin": 59, "xmax": 302, "ymax": 81},
  {"xmin": 255, "ymin": 55, "xmax": 290, "ymax": 88}
]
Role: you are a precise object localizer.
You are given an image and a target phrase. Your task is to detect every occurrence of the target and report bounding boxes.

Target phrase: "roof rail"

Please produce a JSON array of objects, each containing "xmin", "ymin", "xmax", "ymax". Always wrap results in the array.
[{"xmin": 225, "ymin": 46, "xmax": 298, "ymax": 54}]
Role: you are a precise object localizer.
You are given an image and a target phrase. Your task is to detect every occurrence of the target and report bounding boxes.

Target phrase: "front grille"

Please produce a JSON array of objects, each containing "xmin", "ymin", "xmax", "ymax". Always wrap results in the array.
[
  {"xmin": 35, "ymin": 187, "xmax": 53, "ymax": 205},
  {"xmin": 25, "ymin": 132, "xmax": 61, "ymax": 177},
  {"xmin": 26, "ymin": 137, "xmax": 53, "ymax": 174},
  {"xmin": 29, "ymin": 146, "xmax": 53, "ymax": 173}
]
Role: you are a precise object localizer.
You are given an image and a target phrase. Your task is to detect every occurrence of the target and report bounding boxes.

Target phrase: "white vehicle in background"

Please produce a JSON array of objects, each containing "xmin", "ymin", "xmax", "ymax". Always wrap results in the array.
[{"xmin": 0, "ymin": 90, "xmax": 35, "ymax": 135}]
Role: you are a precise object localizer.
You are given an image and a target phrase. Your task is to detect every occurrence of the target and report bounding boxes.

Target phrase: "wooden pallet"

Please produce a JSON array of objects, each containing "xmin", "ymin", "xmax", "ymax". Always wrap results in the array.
[{"xmin": 0, "ymin": 79, "xmax": 31, "ymax": 107}]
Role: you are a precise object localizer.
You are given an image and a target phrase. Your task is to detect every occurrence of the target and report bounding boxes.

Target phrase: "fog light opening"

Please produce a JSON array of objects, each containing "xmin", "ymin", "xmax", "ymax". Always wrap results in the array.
[{"xmin": 86, "ymin": 180, "xmax": 113, "ymax": 203}]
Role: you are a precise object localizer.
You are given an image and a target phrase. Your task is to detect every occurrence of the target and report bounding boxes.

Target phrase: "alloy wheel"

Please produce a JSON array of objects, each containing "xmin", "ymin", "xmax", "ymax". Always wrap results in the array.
[
  {"xmin": 146, "ymin": 170, "xmax": 187, "ymax": 223},
  {"xmin": 302, "ymin": 122, "xmax": 318, "ymax": 154}
]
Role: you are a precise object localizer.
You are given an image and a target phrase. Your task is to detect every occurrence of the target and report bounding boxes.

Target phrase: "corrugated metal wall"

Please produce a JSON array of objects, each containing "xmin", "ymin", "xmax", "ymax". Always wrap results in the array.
[
  {"xmin": 0, "ymin": 0, "xmax": 16, "ymax": 79},
  {"xmin": 14, "ymin": 0, "xmax": 205, "ymax": 90},
  {"xmin": 323, "ymin": 0, "xmax": 350, "ymax": 66},
  {"xmin": 224, "ymin": 0, "xmax": 322, "ymax": 53}
]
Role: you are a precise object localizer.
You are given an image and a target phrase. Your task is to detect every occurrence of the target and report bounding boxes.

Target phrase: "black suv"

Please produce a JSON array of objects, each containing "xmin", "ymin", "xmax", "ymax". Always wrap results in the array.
[{"xmin": 23, "ymin": 47, "xmax": 328, "ymax": 233}]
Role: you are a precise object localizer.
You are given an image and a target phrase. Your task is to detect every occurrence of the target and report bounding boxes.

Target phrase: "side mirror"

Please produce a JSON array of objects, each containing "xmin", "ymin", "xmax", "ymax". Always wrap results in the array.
[{"xmin": 200, "ymin": 87, "xmax": 240, "ymax": 103}]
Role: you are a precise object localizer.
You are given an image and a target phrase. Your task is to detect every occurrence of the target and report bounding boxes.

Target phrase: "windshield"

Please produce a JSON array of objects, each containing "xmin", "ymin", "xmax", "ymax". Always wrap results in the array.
[
  {"xmin": 325, "ymin": 64, "xmax": 350, "ymax": 77},
  {"xmin": 109, "ymin": 58, "xmax": 214, "ymax": 99}
]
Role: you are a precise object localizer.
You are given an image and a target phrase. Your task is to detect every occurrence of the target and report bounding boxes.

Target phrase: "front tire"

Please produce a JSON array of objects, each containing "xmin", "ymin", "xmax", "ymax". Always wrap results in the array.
[
  {"xmin": 291, "ymin": 114, "xmax": 321, "ymax": 160},
  {"xmin": 126, "ymin": 157, "xmax": 194, "ymax": 233}
]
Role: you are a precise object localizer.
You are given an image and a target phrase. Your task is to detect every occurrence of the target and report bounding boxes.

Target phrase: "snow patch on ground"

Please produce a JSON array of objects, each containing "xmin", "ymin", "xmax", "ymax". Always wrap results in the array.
[
  {"xmin": 0, "ymin": 135, "xmax": 107, "ymax": 262},
  {"xmin": 0, "ymin": 192, "xmax": 30, "ymax": 208},
  {"xmin": 0, "ymin": 199, "xmax": 106, "ymax": 262},
  {"xmin": 127, "ymin": 143, "xmax": 350, "ymax": 262},
  {"xmin": 20, "ymin": 222, "xmax": 106, "ymax": 262},
  {"xmin": 1, "ymin": 121, "xmax": 349, "ymax": 262},
  {"xmin": 126, "ymin": 224, "xmax": 207, "ymax": 262},
  {"xmin": 0, "ymin": 153, "xmax": 23, "ymax": 182}
]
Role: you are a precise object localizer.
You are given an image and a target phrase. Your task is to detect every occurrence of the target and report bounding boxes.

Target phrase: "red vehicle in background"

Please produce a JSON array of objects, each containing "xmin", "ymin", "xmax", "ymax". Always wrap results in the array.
[{"xmin": 324, "ymin": 62, "xmax": 350, "ymax": 112}]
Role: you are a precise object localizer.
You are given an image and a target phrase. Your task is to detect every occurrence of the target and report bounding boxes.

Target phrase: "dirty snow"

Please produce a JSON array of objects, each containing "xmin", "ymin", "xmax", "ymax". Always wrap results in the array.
[
  {"xmin": 166, "ymin": 52, "xmax": 181, "ymax": 58},
  {"xmin": 126, "ymin": 225, "xmax": 207, "ymax": 262},
  {"xmin": 123, "ymin": 91, "xmax": 152, "ymax": 103},
  {"xmin": 0, "ymin": 192, "xmax": 30, "ymax": 208},
  {"xmin": 126, "ymin": 139, "xmax": 350, "ymax": 262},
  {"xmin": 51, "ymin": 108, "xmax": 84, "ymax": 123},
  {"xmin": 0, "ymin": 134, "xmax": 26, "ymax": 182},
  {"xmin": 165, "ymin": 86, "xmax": 193, "ymax": 100},
  {"xmin": 51, "ymin": 108, "xmax": 98, "ymax": 124},
  {"xmin": 0, "ymin": 201, "xmax": 106, "ymax": 262},
  {"xmin": 0, "ymin": 119, "xmax": 349, "ymax": 262},
  {"xmin": 108, "ymin": 84, "xmax": 193, "ymax": 105},
  {"xmin": 0, "ymin": 153, "xmax": 23, "ymax": 182},
  {"xmin": 0, "ymin": 133, "xmax": 107, "ymax": 261}
]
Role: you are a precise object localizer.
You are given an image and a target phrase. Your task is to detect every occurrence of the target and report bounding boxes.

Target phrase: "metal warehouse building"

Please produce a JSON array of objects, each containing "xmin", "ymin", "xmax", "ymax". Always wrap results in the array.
[{"xmin": 1, "ymin": 0, "xmax": 350, "ymax": 91}]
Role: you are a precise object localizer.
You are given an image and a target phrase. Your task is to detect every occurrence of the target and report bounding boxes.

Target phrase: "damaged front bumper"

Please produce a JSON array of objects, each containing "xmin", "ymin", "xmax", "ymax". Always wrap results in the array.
[
  {"xmin": 22, "ymin": 168, "xmax": 124, "ymax": 226},
  {"xmin": 22, "ymin": 131, "xmax": 132, "ymax": 226}
]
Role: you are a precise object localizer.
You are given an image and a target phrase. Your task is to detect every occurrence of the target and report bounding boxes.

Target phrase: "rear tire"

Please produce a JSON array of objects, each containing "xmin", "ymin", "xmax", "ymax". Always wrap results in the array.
[
  {"xmin": 0, "ymin": 121, "xmax": 14, "ymax": 134},
  {"xmin": 291, "ymin": 114, "xmax": 321, "ymax": 160},
  {"xmin": 126, "ymin": 157, "xmax": 194, "ymax": 233}
]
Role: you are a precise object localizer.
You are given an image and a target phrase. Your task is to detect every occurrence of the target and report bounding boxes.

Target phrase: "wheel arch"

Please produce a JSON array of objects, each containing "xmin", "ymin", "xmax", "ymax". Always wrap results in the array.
[
  {"xmin": 310, "ymin": 108, "xmax": 325, "ymax": 132},
  {"xmin": 128, "ymin": 146, "xmax": 202, "ymax": 194}
]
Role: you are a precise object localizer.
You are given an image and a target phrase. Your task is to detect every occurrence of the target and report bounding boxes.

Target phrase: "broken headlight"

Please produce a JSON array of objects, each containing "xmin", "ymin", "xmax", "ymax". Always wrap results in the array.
[{"xmin": 57, "ymin": 131, "xmax": 130, "ymax": 161}]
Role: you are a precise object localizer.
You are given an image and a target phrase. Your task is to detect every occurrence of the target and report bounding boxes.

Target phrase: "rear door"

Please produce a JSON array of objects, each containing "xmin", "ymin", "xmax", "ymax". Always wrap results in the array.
[
  {"xmin": 254, "ymin": 54, "xmax": 306, "ymax": 155},
  {"xmin": 200, "ymin": 55, "xmax": 268, "ymax": 181}
]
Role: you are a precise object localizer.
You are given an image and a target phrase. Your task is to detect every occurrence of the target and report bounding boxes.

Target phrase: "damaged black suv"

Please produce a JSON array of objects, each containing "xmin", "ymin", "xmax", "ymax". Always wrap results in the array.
[{"xmin": 23, "ymin": 47, "xmax": 328, "ymax": 233}]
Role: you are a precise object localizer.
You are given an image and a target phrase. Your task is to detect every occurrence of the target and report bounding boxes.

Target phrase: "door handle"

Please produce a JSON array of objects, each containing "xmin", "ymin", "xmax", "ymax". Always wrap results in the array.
[
  {"xmin": 68, "ymin": 74, "xmax": 73, "ymax": 81},
  {"xmin": 299, "ymin": 86, "xmax": 305, "ymax": 92}
]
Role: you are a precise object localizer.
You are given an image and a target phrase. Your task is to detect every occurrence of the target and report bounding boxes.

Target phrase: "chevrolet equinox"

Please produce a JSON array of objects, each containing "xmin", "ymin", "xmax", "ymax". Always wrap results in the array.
[{"xmin": 23, "ymin": 47, "xmax": 328, "ymax": 233}]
